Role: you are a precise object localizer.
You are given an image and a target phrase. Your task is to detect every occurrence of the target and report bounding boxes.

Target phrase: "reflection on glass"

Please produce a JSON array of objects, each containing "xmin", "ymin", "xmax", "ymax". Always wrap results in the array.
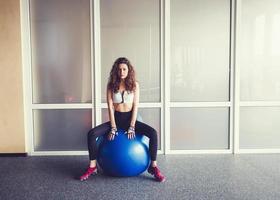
[
  {"xmin": 240, "ymin": 107, "xmax": 280, "ymax": 149},
  {"xmin": 241, "ymin": 0, "xmax": 280, "ymax": 100},
  {"xmin": 271, "ymin": 14, "xmax": 280, "ymax": 56},
  {"xmin": 254, "ymin": 15, "xmax": 265, "ymax": 55},
  {"xmin": 30, "ymin": 0, "xmax": 91, "ymax": 103},
  {"xmin": 170, "ymin": 0, "xmax": 230, "ymax": 102},
  {"xmin": 170, "ymin": 107, "xmax": 229, "ymax": 150},
  {"xmin": 33, "ymin": 109, "xmax": 92, "ymax": 151},
  {"xmin": 100, "ymin": 0, "xmax": 160, "ymax": 103}
]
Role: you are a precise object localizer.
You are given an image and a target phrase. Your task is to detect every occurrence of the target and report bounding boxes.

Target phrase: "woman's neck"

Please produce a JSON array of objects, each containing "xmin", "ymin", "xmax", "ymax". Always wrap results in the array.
[
  {"xmin": 120, "ymin": 80, "xmax": 126, "ymax": 86},
  {"xmin": 119, "ymin": 81, "xmax": 126, "ymax": 91}
]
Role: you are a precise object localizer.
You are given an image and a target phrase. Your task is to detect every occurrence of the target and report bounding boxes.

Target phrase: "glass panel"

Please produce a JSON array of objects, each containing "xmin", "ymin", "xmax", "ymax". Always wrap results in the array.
[
  {"xmin": 30, "ymin": 0, "xmax": 91, "ymax": 103},
  {"xmin": 100, "ymin": 0, "xmax": 160, "ymax": 103},
  {"xmin": 102, "ymin": 108, "xmax": 161, "ymax": 149},
  {"xmin": 240, "ymin": 107, "xmax": 280, "ymax": 149},
  {"xmin": 33, "ymin": 109, "xmax": 92, "ymax": 151},
  {"xmin": 240, "ymin": 0, "xmax": 280, "ymax": 101},
  {"xmin": 170, "ymin": 0, "xmax": 230, "ymax": 102},
  {"xmin": 170, "ymin": 108, "xmax": 229, "ymax": 150}
]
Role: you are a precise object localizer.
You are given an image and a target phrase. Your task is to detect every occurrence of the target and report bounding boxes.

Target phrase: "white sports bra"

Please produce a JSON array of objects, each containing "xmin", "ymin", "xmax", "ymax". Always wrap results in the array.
[{"xmin": 113, "ymin": 90, "xmax": 134, "ymax": 103}]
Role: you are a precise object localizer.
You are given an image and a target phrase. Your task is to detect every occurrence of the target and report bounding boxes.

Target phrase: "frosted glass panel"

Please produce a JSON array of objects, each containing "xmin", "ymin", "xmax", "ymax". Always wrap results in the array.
[
  {"xmin": 102, "ymin": 108, "xmax": 161, "ymax": 149},
  {"xmin": 100, "ymin": 0, "xmax": 160, "ymax": 103},
  {"xmin": 240, "ymin": 107, "xmax": 280, "ymax": 148},
  {"xmin": 33, "ymin": 109, "xmax": 92, "ymax": 151},
  {"xmin": 30, "ymin": 0, "xmax": 91, "ymax": 103},
  {"xmin": 170, "ymin": 0, "xmax": 230, "ymax": 102},
  {"xmin": 170, "ymin": 108, "xmax": 229, "ymax": 150},
  {"xmin": 240, "ymin": 0, "xmax": 280, "ymax": 101}
]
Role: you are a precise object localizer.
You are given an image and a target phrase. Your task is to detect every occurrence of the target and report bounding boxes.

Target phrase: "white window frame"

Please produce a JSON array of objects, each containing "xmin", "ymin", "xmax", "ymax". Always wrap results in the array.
[
  {"xmin": 235, "ymin": 0, "xmax": 280, "ymax": 154},
  {"xmin": 21, "ymin": 0, "xmax": 280, "ymax": 156},
  {"xmin": 164, "ymin": 0, "xmax": 234, "ymax": 154},
  {"xmin": 21, "ymin": 0, "xmax": 164, "ymax": 156}
]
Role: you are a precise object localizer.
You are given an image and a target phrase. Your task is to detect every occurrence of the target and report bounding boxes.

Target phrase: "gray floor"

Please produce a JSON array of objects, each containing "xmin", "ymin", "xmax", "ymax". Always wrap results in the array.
[{"xmin": 0, "ymin": 154, "xmax": 280, "ymax": 200}]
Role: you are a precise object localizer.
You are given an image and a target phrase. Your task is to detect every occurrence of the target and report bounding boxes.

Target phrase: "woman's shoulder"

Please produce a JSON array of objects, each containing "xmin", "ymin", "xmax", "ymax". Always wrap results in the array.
[
  {"xmin": 107, "ymin": 87, "xmax": 116, "ymax": 95},
  {"xmin": 134, "ymin": 81, "xmax": 139, "ymax": 91}
]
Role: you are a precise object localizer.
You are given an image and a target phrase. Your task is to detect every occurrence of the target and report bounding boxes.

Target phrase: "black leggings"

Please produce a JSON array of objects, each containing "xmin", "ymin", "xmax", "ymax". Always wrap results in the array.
[{"xmin": 87, "ymin": 111, "xmax": 158, "ymax": 161}]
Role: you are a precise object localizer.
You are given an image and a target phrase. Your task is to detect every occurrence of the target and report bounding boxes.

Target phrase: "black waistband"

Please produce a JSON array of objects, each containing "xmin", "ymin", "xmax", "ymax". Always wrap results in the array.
[{"xmin": 114, "ymin": 110, "xmax": 132, "ymax": 114}]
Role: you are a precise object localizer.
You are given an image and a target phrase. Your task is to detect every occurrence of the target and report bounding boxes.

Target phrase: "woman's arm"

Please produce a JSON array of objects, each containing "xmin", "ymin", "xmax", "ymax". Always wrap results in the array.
[
  {"xmin": 107, "ymin": 88, "xmax": 117, "ymax": 140},
  {"xmin": 130, "ymin": 82, "xmax": 140, "ymax": 127},
  {"xmin": 107, "ymin": 88, "xmax": 116, "ymax": 128}
]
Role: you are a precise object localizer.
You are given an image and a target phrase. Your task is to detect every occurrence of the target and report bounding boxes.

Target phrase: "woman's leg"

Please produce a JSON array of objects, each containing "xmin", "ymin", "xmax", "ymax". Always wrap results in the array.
[
  {"xmin": 134, "ymin": 121, "xmax": 165, "ymax": 182},
  {"xmin": 87, "ymin": 121, "xmax": 111, "ymax": 162},
  {"xmin": 135, "ymin": 121, "xmax": 158, "ymax": 161},
  {"xmin": 80, "ymin": 121, "xmax": 111, "ymax": 181}
]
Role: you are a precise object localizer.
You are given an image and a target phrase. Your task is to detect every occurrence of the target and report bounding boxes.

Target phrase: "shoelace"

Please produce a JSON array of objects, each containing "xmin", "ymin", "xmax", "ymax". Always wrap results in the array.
[
  {"xmin": 86, "ymin": 168, "xmax": 95, "ymax": 174},
  {"xmin": 81, "ymin": 167, "xmax": 96, "ymax": 179},
  {"xmin": 152, "ymin": 167, "xmax": 165, "ymax": 182},
  {"xmin": 154, "ymin": 167, "xmax": 162, "ymax": 177}
]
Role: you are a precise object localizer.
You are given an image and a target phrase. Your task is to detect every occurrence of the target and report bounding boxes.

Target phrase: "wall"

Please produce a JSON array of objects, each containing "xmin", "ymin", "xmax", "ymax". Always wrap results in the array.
[{"xmin": 0, "ymin": 0, "xmax": 25, "ymax": 153}]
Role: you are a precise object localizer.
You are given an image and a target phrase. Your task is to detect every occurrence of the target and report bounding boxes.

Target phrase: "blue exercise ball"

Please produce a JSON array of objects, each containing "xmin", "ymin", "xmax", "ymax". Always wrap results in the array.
[{"xmin": 96, "ymin": 129, "xmax": 150, "ymax": 177}]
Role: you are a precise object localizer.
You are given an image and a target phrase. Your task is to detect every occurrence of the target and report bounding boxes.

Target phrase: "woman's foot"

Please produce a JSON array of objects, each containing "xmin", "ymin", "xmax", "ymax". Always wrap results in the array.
[
  {"xmin": 80, "ymin": 166, "xmax": 97, "ymax": 181},
  {"xmin": 147, "ymin": 165, "xmax": 166, "ymax": 182}
]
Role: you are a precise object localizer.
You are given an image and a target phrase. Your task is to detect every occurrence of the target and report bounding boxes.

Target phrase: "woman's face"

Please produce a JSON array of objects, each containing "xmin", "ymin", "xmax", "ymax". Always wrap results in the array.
[{"xmin": 118, "ymin": 63, "xmax": 129, "ymax": 80}]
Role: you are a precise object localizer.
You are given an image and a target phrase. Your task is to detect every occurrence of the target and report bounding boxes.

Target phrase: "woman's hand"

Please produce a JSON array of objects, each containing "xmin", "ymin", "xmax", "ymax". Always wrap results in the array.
[
  {"xmin": 126, "ymin": 126, "xmax": 135, "ymax": 140},
  {"xmin": 108, "ymin": 127, "xmax": 117, "ymax": 141}
]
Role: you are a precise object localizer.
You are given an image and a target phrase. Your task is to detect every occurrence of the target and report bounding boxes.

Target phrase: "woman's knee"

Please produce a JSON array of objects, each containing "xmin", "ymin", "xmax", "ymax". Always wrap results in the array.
[
  {"xmin": 148, "ymin": 128, "xmax": 158, "ymax": 140},
  {"xmin": 87, "ymin": 128, "xmax": 98, "ymax": 139}
]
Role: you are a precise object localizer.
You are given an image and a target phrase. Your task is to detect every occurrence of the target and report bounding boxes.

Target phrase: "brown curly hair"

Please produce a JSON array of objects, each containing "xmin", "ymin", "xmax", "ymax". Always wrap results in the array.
[{"xmin": 107, "ymin": 57, "xmax": 136, "ymax": 93}]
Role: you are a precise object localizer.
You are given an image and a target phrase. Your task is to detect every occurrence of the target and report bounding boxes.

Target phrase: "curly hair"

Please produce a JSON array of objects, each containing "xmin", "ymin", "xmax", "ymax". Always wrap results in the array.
[{"xmin": 107, "ymin": 57, "xmax": 136, "ymax": 93}]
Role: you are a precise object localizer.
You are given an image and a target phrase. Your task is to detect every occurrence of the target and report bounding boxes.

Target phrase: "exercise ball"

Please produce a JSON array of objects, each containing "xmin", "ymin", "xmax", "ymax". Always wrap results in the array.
[{"xmin": 96, "ymin": 129, "xmax": 150, "ymax": 177}]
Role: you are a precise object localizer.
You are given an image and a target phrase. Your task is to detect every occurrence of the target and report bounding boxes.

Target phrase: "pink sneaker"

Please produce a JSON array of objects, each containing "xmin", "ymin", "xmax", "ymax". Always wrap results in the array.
[
  {"xmin": 80, "ymin": 166, "xmax": 97, "ymax": 181},
  {"xmin": 148, "ymin": 166, "xmax": 166, "ymax": 182}
]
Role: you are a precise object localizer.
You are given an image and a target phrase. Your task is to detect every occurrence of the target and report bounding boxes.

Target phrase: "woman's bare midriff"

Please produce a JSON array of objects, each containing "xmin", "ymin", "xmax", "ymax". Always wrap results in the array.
[{"xmin": 113, "ymin": 103, "xmax": 133, "ymax": 112}]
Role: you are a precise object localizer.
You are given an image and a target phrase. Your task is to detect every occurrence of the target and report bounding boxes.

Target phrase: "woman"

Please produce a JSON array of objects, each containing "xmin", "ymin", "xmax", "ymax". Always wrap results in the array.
[{"xmin": 80, "ymin": 57, "xmax": 165, "ymax": 182}]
